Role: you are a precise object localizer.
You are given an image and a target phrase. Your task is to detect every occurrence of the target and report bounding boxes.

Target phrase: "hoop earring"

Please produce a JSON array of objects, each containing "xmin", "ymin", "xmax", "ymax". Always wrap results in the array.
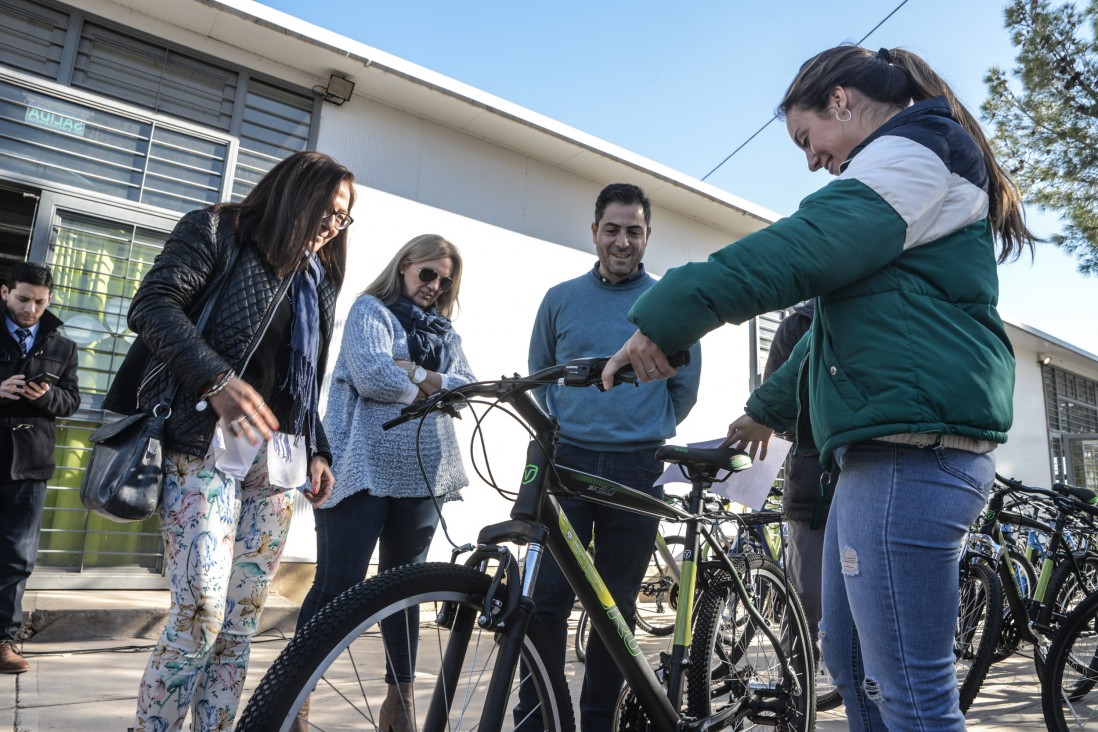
[{"xmin": 834, "ymin": 108, "xmax": 852, "ymax": 123}]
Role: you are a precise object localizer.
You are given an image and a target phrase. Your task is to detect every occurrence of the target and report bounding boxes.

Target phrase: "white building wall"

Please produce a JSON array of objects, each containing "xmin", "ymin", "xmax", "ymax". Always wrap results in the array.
[
  {"xmin": 281, "ymin": 183, "xmax": 752, "ymax": 562},
  {"xmin": 997, "ymin": 344, "xmax": 1054, "ymax": 484}
]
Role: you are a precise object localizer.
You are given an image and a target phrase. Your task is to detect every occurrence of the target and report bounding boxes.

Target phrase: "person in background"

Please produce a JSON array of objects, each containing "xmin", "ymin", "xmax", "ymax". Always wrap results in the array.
[
  {"xmin": 294, "ymin": 234, "xmax": 475, "ymax": 732},
  {"xmin": 104, "ymin": 150, "xmax": 355, "ymax": 731},
  {"xmin": 729, "ymin": 300, "xmax": 837, "ymax": 657},
  {"xmin": 605, "ymin": 45, "xmax": 1036, "ymax": 731},
  {"xmin": 0, "ymin": 262, "xmax": 80, "ymax": 674},
  {"xmin": 516, "ymin": 182, "xmax": 701, "ymax": 731}
]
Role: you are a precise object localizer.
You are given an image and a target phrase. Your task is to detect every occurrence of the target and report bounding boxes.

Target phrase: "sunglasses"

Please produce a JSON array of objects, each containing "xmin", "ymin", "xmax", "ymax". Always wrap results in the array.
[{"xmin": 417, "ymin": 266, "xmax": 453, "ymax": 292}]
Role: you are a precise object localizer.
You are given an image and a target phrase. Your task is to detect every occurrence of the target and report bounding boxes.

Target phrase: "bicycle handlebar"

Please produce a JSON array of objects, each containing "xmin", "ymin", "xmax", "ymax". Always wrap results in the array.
[
  {"xmin": 381, "ymin": 353, "xmax": 690, "ymax": 431},
  {"xmin": 995, "ymin": 473, "xmax": 1098, "ymax": 517}
]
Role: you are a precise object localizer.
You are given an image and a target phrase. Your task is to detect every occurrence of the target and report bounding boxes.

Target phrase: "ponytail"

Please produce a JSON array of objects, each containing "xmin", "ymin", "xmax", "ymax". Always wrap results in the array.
[{"xmin": 779, "ymin": 45, "xmax": 1037, "ymax": 262}]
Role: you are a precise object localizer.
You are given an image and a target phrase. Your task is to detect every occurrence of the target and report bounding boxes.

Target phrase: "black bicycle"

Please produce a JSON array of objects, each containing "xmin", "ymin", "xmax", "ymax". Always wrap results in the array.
[{"xmin": 236, "ymin": 357, "xmax": 815, "ymax": 731}]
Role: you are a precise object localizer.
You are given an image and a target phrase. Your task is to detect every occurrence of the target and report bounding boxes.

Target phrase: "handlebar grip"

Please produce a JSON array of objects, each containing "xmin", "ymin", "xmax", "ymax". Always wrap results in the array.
[
  {"xmin": 667, "ymin": 351, "xmax": 690, "ymax": 368},
  {"xmin": 1055, "ymin": 482, "xmax": 1098, "ymax": 505}
]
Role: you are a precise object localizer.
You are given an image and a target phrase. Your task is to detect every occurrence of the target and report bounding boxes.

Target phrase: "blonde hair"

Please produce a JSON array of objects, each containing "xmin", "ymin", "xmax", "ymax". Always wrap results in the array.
[
  {"xmin": 778, "ymin": 44, "xmax": 1037, "ymax": 262},
  {"xmin": 361, "ymin": 234, "xmax": 463, "ymax": 318}
]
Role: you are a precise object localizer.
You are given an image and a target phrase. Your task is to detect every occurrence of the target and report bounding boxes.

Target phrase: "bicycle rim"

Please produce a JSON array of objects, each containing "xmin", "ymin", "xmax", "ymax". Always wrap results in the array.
[
  {"xmin": 686, "ymin": 556, "xmax": 814, "ymax": 731},
  {"xmin": 636, "ymin": 535, "xmax": 684, "ymax": 636},
  {"xmin": 1043, "ymin": 591, "xmax": 1098, "ymax": 731},
  {"xmin": 236, "ymin": 562, "xmax": 575, "ymax": 732}
]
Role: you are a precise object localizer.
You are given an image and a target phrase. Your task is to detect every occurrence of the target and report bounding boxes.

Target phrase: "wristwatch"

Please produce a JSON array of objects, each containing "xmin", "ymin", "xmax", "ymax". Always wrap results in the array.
[{"xmin": 408, "ymin": 363, "xmax": 427, "ymax": 385}]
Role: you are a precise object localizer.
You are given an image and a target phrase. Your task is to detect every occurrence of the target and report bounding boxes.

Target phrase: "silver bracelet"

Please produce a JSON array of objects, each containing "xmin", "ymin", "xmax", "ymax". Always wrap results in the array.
[{"xmin": 195, "ymin": 369, "xmax": 236, "ymax": 412}]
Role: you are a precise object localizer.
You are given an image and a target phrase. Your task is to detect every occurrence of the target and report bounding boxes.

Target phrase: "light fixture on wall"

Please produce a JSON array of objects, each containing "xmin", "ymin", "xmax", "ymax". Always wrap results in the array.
[
  {"xmin": 316, "ymin": 74, "xmax": 355, "ymax": 105},
  {"xmin": 1038, "ymin": 352, "xmax": 1053, "ymax": 365}
]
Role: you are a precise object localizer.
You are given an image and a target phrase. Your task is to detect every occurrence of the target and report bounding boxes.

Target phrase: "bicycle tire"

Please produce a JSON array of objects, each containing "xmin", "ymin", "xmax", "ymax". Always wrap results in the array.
[
  {"xmin": 575, "ymin": 609, "xmax": 589, "ymax": 663},
  {"xmin": 1042, "ymin": 588, "xmax": 1098, "ymax": 731},
  {"xmin": 686, "ymin": 554, "xmax": 815, "ymax": 731},
  {"xmin": 814, "ymin": 660, "xmax": 843, "ymax": 712},
  {"xmin": 992, "ymin": 548, "xmax": 1037, "ymax": 663},
  {"xmin": 236, "ymin": 562, "xmax": 575, "ymax": 732},
  {"xmin": 636, "ymin": 535, "xmax": 686, "ymax": 636},
  {"xmin": 1036, "ymin": 553, "xmax": 1098, "ymax": 679},
  {"xmin": 1045, "ymin": 553, "xmax": 1098, "ymax": 627},
  {"xmin": 956, "ymin": 560, "xmax": 1003, "ymax": 713}
]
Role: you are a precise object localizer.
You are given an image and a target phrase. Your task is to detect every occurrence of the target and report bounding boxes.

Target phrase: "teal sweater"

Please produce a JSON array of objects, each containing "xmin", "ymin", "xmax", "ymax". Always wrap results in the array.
[{"xmin": 528, "ymin": 266, "xmax": 701, "ymax": 451}]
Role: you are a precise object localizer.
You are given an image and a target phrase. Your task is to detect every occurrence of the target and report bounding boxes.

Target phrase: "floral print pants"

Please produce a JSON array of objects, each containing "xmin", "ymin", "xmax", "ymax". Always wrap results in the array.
[{"xmin": 135, "ymin": 445, "xmax": 293, "ymax": 732}]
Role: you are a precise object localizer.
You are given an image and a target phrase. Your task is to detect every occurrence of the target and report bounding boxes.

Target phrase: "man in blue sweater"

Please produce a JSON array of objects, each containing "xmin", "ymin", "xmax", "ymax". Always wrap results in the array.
[{"xmin": 516, "ymin": 183, "xmax": 701, "ymax": 731}]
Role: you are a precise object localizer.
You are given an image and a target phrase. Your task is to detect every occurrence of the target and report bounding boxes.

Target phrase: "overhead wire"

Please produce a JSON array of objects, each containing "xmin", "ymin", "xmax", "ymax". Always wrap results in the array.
[{"xmin": 699, "ymin": 0, "xmax": 912, "ymax": 182}]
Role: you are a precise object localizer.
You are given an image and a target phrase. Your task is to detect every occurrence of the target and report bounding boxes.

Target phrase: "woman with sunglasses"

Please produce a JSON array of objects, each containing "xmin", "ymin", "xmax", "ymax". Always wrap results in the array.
[{"xmin": 292, "ymin": 233, "xmax": 475, "ymax": 732}]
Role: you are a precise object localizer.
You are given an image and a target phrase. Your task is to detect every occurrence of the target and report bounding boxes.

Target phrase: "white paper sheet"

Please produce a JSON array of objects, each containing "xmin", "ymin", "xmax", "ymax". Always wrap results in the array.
[{"xmin": 655, "ymin": 436, "xmax": 792, "ymax": 510}]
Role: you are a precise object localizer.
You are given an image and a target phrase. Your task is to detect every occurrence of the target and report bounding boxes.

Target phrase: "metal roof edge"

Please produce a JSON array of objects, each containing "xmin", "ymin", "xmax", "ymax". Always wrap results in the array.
[
  {"xmin": 201, "ymin": 0, "xmax": 780, "ymax": 229},
  {"xmin": 1003, "ymin": 317, "xmax": 1098, "ymax": 363}
]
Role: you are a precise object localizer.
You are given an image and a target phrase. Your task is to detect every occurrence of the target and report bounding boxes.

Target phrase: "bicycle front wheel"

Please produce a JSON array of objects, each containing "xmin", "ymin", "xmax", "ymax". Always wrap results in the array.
[
  {"xmin": 1042, "ymin": 588, "xmax": 1098, "ymax": 731},
  {"xmin": 236, "ymin": 562, "xmax": 575, "ymax": 732},
  {"xmin": 686, "ymin": 555, "xmax": 814, "ymax": 731},
  {"xmin": 956, "ymin": 560, "xmax": 1003, "ymax": 712}
]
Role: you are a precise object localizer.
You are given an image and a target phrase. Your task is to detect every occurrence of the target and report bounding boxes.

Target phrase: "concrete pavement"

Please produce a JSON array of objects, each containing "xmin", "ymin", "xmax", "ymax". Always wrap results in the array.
[{"xmin": 0, "ymin": 590, "xmax": 1047, "ymax": 730}]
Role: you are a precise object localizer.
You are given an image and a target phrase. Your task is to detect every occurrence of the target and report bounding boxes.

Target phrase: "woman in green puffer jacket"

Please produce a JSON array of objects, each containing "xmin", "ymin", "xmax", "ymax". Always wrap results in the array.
[{"xmin": 604, "ymin": 45, "xmax": 1036, "ymax": 732}]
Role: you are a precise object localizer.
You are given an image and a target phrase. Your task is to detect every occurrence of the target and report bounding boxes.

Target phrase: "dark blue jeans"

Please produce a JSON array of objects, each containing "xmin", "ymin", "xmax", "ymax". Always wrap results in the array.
[
  {"xmin": 298, "ymin": 491, "xmax": 441, "ymax": 683},
  {"xmin": 0, "ymin": 479, "xmax": 47, "ymax": 641},
  {"xmin": 515, "ymin": 444, "xmax": 664, "ymax": 732}
]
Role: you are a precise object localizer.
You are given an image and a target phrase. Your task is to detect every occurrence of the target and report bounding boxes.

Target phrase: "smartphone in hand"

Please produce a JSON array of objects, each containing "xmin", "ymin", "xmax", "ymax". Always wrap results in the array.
[{"xmin": 27, "ymin": 372, "xmax": 59, "ymax": 386}]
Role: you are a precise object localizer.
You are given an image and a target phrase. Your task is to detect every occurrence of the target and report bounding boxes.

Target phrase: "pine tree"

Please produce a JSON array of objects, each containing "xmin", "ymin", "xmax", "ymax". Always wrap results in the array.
[{"xmin": 983, "ymin": 0, "xmax": 1098, "ymax": 273}]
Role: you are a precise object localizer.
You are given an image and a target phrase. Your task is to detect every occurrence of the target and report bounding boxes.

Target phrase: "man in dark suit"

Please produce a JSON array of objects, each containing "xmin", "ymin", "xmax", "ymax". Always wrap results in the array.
[{"xmin": 0, "ymin": 262, "xmax": 79, "ymax": 674}]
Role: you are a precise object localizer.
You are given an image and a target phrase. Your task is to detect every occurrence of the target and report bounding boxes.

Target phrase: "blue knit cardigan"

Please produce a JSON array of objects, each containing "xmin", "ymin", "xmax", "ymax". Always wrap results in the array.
[{"xmin": 321, "ymin": 295, "xmax": 475, "ymax": 508}]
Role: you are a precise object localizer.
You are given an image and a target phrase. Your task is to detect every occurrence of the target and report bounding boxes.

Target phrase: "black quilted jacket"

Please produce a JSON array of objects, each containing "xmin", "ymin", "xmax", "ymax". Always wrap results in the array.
[
  {"xmin": 763, "ymin": 301, "xmax": 837, "ymax": 522},
  {"xmin": 103, "ymin": 208, "xmax": 337, "ymax": 461}
]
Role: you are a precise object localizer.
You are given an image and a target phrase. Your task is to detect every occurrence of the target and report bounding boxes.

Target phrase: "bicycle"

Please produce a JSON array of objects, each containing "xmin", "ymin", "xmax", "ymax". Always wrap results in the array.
[
  {"xmin": 957, "ymin": 474, "xmax": 1098, "ymax": 711},
  {"xmin": 573, "ymin": 491, "xmax": 775, "ymax": 660},
  {"xmin": 1041, "ymin": 573, "xmax": 1098, "ymax": 730},
  {"xmin": 570, "ymin": 490, "xmax": 844, "ymax": 713},
  {"xmin": 236, "ymin": 356, "xmax": 816, "ymax": 731}
]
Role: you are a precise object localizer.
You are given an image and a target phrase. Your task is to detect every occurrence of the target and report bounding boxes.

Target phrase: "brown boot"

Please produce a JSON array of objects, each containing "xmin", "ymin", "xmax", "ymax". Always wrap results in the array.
[
  {"xmin": 377, "ymin": 681, "xmax": 414, "ymax": 732},
  {"xmin": 288, "ymin": 694, "xmax": 310, "ymax": 732},
  {"xmin": 0, "ymin": 639, "xmax": 29, "ymax": 674}
]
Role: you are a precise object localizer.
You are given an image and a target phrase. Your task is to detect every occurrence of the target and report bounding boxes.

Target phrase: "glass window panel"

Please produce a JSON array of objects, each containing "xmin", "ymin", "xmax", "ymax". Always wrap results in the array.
[
  {"xmin": 73, "ymin": 24, "xmax": 236, "ymax": 131},
  {"xmin": 0, "ymin": 0, "xmax": 68, "ymax": 79},
  {"xmin": 151, "ymin": 126, "xmax": 227, "ymax": 163},
  {"xmin": 241, "ymin": 105, "xmax": 311, "ymax": 142}
]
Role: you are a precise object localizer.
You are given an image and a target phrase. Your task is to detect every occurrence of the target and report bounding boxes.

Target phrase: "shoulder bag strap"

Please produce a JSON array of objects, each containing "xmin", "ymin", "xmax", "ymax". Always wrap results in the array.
[{"xmin": 155, "ymin": 212, "xmax": 244, "ymax": 413}]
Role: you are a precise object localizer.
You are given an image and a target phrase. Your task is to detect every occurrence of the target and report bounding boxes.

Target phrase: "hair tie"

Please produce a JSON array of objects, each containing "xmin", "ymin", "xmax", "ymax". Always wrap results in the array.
[{"xmin": 877, "ymin": 47, "xmax": 894, "ymax": 64}]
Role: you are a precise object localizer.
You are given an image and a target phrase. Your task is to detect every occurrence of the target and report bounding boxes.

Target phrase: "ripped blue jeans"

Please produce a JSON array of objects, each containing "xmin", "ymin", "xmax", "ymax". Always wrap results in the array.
[{"xmin": 820, "ymin": 440, "xmax": 993, "ymax": 732}]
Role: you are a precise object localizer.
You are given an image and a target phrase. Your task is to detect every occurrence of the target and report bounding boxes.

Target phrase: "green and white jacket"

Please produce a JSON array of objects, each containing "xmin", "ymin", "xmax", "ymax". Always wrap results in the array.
[{"xmin": 628, "ymin": 98, "xmax": 1014, "ymax": 461}]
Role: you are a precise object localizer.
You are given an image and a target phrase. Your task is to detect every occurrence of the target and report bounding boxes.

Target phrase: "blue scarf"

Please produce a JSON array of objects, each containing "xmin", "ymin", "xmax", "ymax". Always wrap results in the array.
[
  {"xmin": 388, "ymin": 295, "xmax": 453, "ymax": 372},
  {"xmin": 282, "ymin": 254, "xmax": 324, "ymax": 450}
]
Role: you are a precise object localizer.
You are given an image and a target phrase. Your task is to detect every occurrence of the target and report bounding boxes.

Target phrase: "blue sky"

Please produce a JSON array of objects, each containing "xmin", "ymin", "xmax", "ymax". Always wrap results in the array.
[{"xmin": 264, "ymin": 0, "xmax": 1095, "ymax": 354}]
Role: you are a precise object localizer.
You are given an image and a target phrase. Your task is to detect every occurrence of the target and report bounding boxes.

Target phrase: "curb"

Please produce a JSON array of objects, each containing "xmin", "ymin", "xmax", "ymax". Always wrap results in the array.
[{"xmin": 21, "ymin": 592, "xmax": 300, "ymax": 643}]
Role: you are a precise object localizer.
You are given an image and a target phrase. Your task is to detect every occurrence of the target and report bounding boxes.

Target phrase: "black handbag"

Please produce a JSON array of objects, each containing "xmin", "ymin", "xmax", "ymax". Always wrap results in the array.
[
  {"xmin": 80, "ymin": 409, "xmax": 169, "ymax": 521},
  {"xmin": 80, "ymin": 220, "xmax": 241, "ymax": 522}
]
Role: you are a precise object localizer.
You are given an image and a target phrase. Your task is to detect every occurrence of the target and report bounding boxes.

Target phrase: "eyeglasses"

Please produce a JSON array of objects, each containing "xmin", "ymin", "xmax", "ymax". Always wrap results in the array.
[
  {"xmin": 321, "ymin": 210, "xmax": 354, "ymax": 231},
  {"xmin": 417, "ymin": 266, "xmax": 453, "ymax": 292}
]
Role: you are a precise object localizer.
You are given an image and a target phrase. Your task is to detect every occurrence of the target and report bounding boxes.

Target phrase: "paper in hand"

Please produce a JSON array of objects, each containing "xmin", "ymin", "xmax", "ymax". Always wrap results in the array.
[{"xmin": 654, "ymin": 436, "xmax": 792, "ymax": 510}]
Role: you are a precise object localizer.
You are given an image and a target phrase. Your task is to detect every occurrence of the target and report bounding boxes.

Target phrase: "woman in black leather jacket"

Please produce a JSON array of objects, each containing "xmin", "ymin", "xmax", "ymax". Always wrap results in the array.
[{"xmin": 106, "ymin": 151, "xmax": 355, "ymax": 732}]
